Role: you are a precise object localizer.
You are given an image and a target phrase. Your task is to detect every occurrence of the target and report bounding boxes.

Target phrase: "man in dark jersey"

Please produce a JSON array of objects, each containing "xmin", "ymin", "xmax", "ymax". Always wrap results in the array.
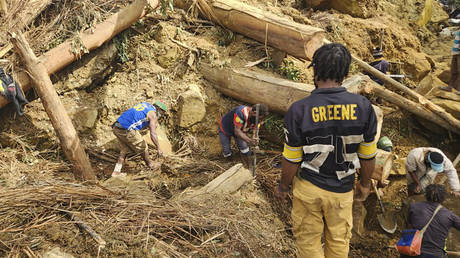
[
  {"xmin": 112, "ymin": 101, "xmax": 168, "ymax": 177},
  {"xmin": 218, "ymin": 104, "xmax": 268, "ymax": 166},
  {"xmin": 275, "ymin": 43, "xmax": 377, "ymax": 258}
]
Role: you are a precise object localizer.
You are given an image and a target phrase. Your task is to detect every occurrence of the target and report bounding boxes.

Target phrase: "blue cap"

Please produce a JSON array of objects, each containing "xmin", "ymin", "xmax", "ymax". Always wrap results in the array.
[{"xmin": 427, "ymin": 152, "xmax": 444, "ymax": 172}]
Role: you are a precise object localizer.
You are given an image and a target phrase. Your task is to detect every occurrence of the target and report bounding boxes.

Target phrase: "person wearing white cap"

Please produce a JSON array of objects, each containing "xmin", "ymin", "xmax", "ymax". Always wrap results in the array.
[{"xmin": 405, "ymin": 147, "xmax": 460, "ymax": 197}]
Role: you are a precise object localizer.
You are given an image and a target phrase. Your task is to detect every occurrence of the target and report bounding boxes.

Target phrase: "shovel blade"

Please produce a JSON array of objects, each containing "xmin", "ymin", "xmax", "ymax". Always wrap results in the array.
[{"xmin": 377, "ymin": 214, "xmax": 397, "ymax": 234}]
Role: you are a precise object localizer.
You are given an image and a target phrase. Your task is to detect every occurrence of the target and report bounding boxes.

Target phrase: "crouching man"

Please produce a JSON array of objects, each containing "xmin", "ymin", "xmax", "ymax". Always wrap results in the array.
[
  {"xmin": 112, "ymin": 101, "xmax": 168, "ymax": 177},
  {"xmin": 406, "ymin": 147, "xmax": 460, "ymax": 197},
  {"xmin": 218, "ymin": 104, "xmax": 268, "ymax": 167}
]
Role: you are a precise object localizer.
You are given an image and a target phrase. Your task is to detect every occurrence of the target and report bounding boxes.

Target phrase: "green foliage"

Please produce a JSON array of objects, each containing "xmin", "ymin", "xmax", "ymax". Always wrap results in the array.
[
  {"xmin": 114, "ymin": 32, "xmax": 130, "ymax": 63},
  {"xmin": 263, "ymin": 114, "xmax": 285, "ymax": 139},
  {"xmin": 279, "ymin": 60, "xmax": 301, "ymax": 81},
  {"xmin": 217, "ymin": 29, "xmax": 235, "ymax": 47},
  {"xmin": 160, "ymin": 0, "xmax": 174, "ymax": 15}
]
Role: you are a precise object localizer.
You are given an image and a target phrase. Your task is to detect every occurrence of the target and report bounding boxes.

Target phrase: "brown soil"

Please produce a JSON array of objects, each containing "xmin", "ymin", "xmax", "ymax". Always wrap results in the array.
[{"xmin": 0, "ymin": 0, "xmax": 459, "ymax": 257}]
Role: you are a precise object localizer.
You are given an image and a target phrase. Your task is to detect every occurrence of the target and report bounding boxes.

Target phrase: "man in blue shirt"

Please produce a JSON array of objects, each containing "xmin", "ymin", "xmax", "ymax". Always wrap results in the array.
[{"xmin": 112, "ymin": 100, "xmax": 168, "ymax": 177}]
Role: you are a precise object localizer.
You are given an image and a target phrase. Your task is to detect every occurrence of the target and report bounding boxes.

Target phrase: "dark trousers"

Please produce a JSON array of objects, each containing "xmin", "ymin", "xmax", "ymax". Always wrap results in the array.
[{"xmin": 449, "ymin": 54, "xmax": 460, "ymax": 90}]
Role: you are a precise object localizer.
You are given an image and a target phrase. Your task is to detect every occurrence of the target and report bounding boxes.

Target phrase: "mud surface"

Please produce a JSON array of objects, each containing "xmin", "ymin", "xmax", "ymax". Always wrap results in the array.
[{"xmin": 0, "ymin": 0, "xmax": 459, "ymax": 257}]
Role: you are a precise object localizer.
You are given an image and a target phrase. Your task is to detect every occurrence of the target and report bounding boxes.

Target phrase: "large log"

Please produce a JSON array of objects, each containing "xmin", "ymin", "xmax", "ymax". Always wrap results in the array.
[
  {"xmin": 175, "ymin": 0, "xmax": 325, "ymax": 60},
  {"xmin": 0, "ymin": 0, "xmax": 159, "ymax": 109},
  {"xmin": 201, "ymin": 64, "xmax": 365, "ymax": 114},
  {"xmin": 360, "ymin": 78, "xmax": 460, "ymax": 134},
  {"xmin": 351, "ymin": 53, "xmax": 460, "ymax": 132},
  {"xmin": 11, "ymin": 32, "xmax": 96, "ymax": 181}
]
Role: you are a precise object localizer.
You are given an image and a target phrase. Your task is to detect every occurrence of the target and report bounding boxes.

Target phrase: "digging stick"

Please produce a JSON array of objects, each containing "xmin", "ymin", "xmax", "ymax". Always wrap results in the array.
[{"xmin": 252, "ymin": 104, "xmax": 260, "ymax": 176}]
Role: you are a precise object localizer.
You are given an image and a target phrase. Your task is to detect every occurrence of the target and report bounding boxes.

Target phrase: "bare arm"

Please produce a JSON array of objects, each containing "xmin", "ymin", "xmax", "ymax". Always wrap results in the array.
[
  {"xmin": 359, "ymin": 158, "xmax": 375, "ymax": 188},
  {"xmin": 279, "ymin": 159, "xmax": 300, "ymax": 191},
  {"xmin": 234, "ymin": 125, "xmax": 256, "ymax": 145},
  {"xmin": 148, "ymin": 112, "xmax": 162, "ymax": 155}
]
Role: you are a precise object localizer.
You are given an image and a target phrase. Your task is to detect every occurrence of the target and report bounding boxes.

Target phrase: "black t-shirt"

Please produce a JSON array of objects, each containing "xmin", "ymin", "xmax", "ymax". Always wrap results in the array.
[
  {"xmin": 409, "ymin": 202, "xmax": 460, "ymax": 257},
  {"xmin": 283, "ymin": 87, "xmax": 377, "ymax": 193}
]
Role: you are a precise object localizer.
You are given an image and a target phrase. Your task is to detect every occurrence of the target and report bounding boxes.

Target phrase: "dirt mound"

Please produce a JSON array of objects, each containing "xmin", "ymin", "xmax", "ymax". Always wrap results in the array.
[{"xmin": 0, "ymin": 0, "xmax": 459, "ymax": 257}]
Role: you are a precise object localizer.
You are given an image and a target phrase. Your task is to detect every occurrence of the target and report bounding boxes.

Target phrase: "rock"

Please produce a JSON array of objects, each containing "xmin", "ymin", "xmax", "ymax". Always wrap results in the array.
[
  {"xmin": 437, "ymin": 68, "xmax": 451, "ymax": 84},
  {"xmin": 371, "ymin": 149, "xmax": 393, "ymax": 182},
  {"xmin": 391, "ymin": 158, "xmax": 407, "ymax": 175},
  {"xmin": 431, "ymin": 1, "xmax": 449, "ymax": 23},
  {"xmin": 42, "ymin": 247, "xmax": 74, "ymax": 258},
  {"xmin": 73, "ymin": 108, "xmax": 99, "ymax": 130},
  {"xmin": 402, "ymin": 48, "xmax": 432, "ymax": 81},
  {"xmin": 417, "ymin": 73, "xmax": 447, "ymax": 96},
  {"xmin": 432, "ymin": 89, "xmax": 460, "ymax": 102},
  {"xmin": 143, "ymin": 125, "xmax": 173, "ymax": 155},
  {"xmin": 177, "ymin": 84, "xmax": 206, "ymax": 128},
  {"xmin": 306, "ymin": 0, "xmax": 379, "ymax": 18},
  {"xmin": 432, "ymin": 97, "xmax": 460, "ymax": 119},
  {"xmin": 54, "ymin": 43, "xmax": 117, "ymax": 93},
  {"xmin": 157, "ymin": 47, "xmax": 179, "ymax": 68}
]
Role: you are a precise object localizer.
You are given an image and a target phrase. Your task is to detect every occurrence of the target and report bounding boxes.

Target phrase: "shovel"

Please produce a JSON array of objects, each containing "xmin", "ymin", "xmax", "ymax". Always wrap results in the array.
[{"xmin": 373, "ymin": 180, "xmax": 397, "ymax": 234}]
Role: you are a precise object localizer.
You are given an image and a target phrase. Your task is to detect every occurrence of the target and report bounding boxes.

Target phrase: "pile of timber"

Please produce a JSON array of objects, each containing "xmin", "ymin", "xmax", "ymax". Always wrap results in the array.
[{"xmin": 174, "ymin": 0, "xmax": 460, "ymax": 135}]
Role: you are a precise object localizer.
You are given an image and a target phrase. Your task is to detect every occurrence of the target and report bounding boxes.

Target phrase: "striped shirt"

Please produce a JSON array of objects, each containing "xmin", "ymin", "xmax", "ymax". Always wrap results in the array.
[
  {"xmin": 283, "ymin": 87, "xmax": 377, "ymax": 193},
  {"xmin": 452, "ymin": 30, "xmax": 460, "ymax": 55}
]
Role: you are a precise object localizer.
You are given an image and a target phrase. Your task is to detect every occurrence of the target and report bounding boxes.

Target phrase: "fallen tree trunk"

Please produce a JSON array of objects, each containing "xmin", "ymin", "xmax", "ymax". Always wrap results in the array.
[
  {"xmin": 11, "ymin": 32, "xmax": 96, "ymax": 181},
  {"xmin": 201, "ymin": 64, "xmax": 364, "ymax": 114},
  {"xmin": 0, "ymin": 0, "xmax": 159, "ymax": 109},
  {"xmin": 361, "ymin": 78, "xmax": 459, "ymax": 134},
  {"xmin": 175, "ymin": 0, "xmax": 325, "ymax": 60},
  {"xmin": 202, "ymin": 65, "xmax": 459, "ymax": 135},
  {"xmin": 351, "ymin": 54, "xmax": 460, "ymax": 132}
]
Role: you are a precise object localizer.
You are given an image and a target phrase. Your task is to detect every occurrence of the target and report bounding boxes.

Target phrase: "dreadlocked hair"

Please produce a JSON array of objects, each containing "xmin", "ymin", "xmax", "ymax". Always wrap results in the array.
[
  {"xmin": 425, "ymin": 184, "xmax": 447, "ymax": 203},
  {"xmin": 310, "ymin": 43, "xmax": 351, "ymax": 83}
]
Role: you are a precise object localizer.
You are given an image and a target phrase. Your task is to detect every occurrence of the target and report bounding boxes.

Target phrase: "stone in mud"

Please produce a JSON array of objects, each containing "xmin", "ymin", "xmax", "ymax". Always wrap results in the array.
[
  {"xmin": 402, "ymin": 48, "xmax": 431, "ymax": 81},
  {"xmin": 437, "ymin": 68, "xmax": 450, "ymax": 84},
  {"xmin": 177, "ymin": 84, "xmax": 206, "ymax": 128},
  {"xmin": 73, "ymin": 108, "xmax": 99, "ymax": 130},
  {"xmin": 305, "ymin": 0, "xmax": 379, "ymax": 18},
  {"xmin": 432, "ymin": 98, "xmax": 460, "ymax": 120},
  {"xmin": 417, "ymin": 73, "xmax": 446, "ymax": 96},
  {"xmin": 54, "ymin": 43, "xmax": 117, "ymax": 93},
  {"xmin": 157, "ymin": 47, "xmax": 179, "ymax": 68}
]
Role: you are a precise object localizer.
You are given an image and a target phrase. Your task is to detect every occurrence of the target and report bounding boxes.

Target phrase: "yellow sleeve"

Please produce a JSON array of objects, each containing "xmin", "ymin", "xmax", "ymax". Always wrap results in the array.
[
  {"xmin": 357, "ymin": 141, "xmax": 377, "ymax": 159},
  {"xmin": 283, "ymin": 143, "xmax": 303, "ymax": 163}
]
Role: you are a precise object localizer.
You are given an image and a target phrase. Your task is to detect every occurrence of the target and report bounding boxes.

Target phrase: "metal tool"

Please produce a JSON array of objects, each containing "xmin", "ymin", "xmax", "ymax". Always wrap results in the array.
[
  {"xmin": 252, "ymin": 104, "xmax": 260, "ymax": 176},
  {"xmin": 373, "ymin": 180, "xmax": 397, "ymax": 234}
]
